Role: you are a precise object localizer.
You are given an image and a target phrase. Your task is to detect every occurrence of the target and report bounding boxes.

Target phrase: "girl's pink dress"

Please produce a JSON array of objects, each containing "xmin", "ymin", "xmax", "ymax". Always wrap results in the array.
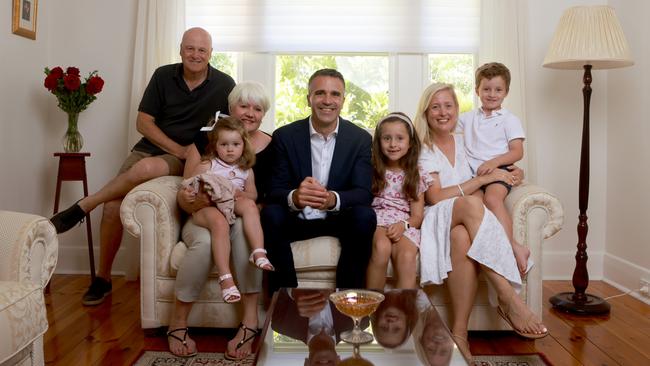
[{"xmin": 372, "ymin": 168, "xmax": 431, "ymax": 247}]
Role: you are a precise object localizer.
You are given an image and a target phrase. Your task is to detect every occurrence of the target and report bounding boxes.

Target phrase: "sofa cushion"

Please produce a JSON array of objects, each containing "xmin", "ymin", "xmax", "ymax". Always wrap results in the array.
[
  {"xmin": 0, "ymin": 281, "xmax": 48, "ymax": 364},
  {"xmin": 170, "ymin": 236, "xmax": 344, "ymax": 273},
  {"xmin": 170, "ymin": 235, "xmax": 421, "ymax": 278},
  {"xmin": 291, "ymin": 236, "xmax": 420, "ymax": 277},
  {"xmin": 291, "ymin": 236, "xmax": 340, "ymax": 270}
]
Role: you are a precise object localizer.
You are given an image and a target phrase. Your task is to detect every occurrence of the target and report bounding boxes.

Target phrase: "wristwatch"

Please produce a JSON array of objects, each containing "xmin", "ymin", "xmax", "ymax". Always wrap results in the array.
[{"xmin": 401, "ymin": 219, "xmax": 410, "ymax": 230}]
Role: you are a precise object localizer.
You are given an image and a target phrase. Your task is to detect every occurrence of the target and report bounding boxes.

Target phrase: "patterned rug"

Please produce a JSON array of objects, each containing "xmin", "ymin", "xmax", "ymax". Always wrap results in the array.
[
  {"xmin": 133, "ymin": 351, "xmax": 255, "ymax": 366},
  {"xmin": 134, "ymin": 351, "xmax": 550, "ymax": 366},
  {"xmin": 473, "ymin": 353, "xmax": 551, "ymax": 366}
]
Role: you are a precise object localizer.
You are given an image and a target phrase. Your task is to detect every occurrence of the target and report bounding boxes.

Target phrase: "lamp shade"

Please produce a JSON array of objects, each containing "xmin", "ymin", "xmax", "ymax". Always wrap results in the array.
[{"xmin": 543, "ymin": 6, "xmax": 633, "ymax": 70}]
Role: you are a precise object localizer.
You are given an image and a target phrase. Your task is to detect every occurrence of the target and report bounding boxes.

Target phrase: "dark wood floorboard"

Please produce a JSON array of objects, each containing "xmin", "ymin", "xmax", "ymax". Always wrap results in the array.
[{"xmin": 43, "ymin": 275, "xmax": 650, "ymax": 365}]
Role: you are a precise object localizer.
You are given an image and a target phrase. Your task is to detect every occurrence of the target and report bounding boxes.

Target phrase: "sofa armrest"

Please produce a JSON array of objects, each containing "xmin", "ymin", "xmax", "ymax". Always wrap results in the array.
[
  {"xmin": 505, "ymin": 183, "xmax": 564, "ymax": 315},
  {"xmin": 507, "ymin": 183, "xmax": 564, "ymax": 241},
  {"xmin": 0, "ymin": 211, "xmax": 58, "ymax": 289},
  {"xmin": 120, "ymin": 175, "xmax": 183, "ymax": 277}
]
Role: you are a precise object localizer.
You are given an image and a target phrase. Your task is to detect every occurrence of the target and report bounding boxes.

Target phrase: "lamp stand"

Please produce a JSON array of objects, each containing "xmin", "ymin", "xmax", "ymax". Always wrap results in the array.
[{"xmin": 549, "ymin": 64, "xmax": 610, "ymax": 314}]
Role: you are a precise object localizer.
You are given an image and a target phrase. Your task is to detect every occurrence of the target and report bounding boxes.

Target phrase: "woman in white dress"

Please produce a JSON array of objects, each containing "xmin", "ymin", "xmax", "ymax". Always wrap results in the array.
[{"xmin": 413, "ymin": 83, "xmax": 547, "ymax": 353}]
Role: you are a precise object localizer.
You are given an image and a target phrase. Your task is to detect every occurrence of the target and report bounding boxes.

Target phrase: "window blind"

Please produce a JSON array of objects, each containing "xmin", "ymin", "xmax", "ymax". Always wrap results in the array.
[{"xmin": 186, "ymin": 0, "xmax": 479, "ymax": 53}]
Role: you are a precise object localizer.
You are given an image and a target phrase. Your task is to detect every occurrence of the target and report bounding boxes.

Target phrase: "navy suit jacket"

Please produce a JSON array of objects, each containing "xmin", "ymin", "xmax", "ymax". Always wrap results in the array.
[{"xmin": 267, "ymin": 117, "xmax": 373, "ymax": 209}]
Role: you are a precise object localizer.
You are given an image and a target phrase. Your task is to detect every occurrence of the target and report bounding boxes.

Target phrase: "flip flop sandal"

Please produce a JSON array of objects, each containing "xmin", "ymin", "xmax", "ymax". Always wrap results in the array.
[
  {"xmin": 497, "ymin": 306, "xmax": 548, "ymax": 339},
  {"xmin": 249, "ymin": 248, "xmax": 275, "ymax": 271},
  {"xmin": 224, "ymin": 323, "xmax": 260, "ymax": 361},
  {"xmin": 166, "ymin": 327, "xmax": 198, "ymax": 357}
]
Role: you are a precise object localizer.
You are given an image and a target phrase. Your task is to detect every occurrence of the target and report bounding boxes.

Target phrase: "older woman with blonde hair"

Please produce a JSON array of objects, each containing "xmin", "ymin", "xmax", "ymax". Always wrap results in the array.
[{"xmin": 414, "ymin": 83, "xmax": 547, "ymax": 356}]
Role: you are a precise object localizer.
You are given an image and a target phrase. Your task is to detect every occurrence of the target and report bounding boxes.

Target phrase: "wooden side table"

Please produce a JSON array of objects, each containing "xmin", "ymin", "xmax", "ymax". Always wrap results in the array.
[{"xmin": 53, "ymin": 152, "xmax": 96, "ymax": 281}]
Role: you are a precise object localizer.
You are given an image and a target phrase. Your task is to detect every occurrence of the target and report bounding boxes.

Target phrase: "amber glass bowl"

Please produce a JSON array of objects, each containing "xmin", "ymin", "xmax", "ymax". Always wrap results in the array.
[{"xmin": 330, "ymin": 290, "xmax": 385, "ymax": 344}]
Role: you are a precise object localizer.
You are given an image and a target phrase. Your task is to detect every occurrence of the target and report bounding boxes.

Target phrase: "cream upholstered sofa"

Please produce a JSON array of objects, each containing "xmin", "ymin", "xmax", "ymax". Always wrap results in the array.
[
  {"xmin": 121, "ymin": 176, "xmax": 563, "ymax": 331},
  {"xmin": 0, "ymin": 211, "xmax": 58, "ymax": 366}
]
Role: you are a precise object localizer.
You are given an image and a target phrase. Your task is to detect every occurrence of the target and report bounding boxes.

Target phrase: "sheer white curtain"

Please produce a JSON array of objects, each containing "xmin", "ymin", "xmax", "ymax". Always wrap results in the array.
[
  {"xmin": 127, "ymin": 0, "xmax": 186, "ymax": 149},
  {"xmin": 479, "ymin": 0, "xmax": 533, "ymax": 175}
]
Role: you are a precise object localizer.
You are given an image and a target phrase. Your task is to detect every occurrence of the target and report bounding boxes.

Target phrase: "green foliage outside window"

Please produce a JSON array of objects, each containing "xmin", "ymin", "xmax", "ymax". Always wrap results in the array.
[
  {"xmin": 210, "ymin": 53, "xmax": 237, "ymax": 82},
  {"xmin": 275, "ymin": 55, "xmax": 389, "ymax": 129},
  {"xmin": 211, "ymin": 53, "xmax": 474, "ymax": 128},
  {"xmin": 428, "ymin": 54, "xmax": 475, "ymax": 113}
]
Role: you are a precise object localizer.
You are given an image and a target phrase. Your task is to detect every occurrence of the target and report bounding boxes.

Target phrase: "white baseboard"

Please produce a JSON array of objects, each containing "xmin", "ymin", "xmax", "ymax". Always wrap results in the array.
[
  {"xmin": 54, "ymin": 245, "xmax": 128, "ymax": 276},
  {"xmin": 542, "ymin": 250, "xmax": 604, "ymax": 280},
  {"xmin": 603, "ymin": 253, "xmax": 650, "ymax": 305},
  {"xmin": 53, "ymin": 234, "xmax": 140, "ymax": 278}
]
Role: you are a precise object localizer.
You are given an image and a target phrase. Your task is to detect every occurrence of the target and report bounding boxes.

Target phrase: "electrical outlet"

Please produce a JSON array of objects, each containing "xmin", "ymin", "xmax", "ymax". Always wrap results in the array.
[{"xmin": 640, "ymin": 279, "xmax": 650, "ymax": 296}]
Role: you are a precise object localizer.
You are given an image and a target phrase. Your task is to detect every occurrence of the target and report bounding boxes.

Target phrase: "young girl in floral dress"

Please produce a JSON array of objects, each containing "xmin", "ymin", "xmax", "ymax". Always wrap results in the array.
[
  {"xmin": 366, "ymin": 112, "xmax": 431, "ymax": 289},
  {"xmin": 181, "ymin": 117, "xmax": 273, "ymax": 304}
]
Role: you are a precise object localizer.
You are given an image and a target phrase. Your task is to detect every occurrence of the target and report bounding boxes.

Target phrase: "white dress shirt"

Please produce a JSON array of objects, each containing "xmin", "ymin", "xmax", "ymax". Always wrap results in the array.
[
  {"xmin": 306, "ymin": 301, "xmax": 336, "ymax": 344},
  {"xmin": 287, "ymin": 117, "xmax": 342, "ymax": 220}
]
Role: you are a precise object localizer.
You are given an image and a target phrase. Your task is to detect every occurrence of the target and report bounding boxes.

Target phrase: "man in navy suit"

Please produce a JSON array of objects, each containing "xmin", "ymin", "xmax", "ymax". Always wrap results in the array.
[{"xmin": 262, "ymin": 69, "xmax": 376, "ymax": 292}]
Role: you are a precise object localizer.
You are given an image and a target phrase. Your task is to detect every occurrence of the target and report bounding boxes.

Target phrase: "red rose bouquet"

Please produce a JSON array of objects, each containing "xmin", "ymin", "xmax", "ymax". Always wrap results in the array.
[
  {"xmin": 44, "ymin": 66, "xmax": 104, "ymax": 113},
  {"xmin": 44, "ymin": 66, "xmax": 105, "ymax": 152}
]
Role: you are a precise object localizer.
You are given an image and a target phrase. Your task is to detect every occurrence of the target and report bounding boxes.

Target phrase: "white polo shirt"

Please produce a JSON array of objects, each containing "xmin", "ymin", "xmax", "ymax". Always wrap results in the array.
[{"xmin": 457, "ymin": 107, "xmax": 525, "ymax": 174}]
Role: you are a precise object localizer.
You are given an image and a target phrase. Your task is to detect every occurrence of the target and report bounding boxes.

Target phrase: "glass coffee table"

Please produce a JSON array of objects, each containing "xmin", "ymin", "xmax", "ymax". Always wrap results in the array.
[{"xmin": 254, "ymin": 288, "xmax": 469, "ymax": 366}]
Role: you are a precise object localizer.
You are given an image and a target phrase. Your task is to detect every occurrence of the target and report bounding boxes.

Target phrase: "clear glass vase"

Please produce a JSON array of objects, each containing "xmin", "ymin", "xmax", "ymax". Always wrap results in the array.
[{"xmin": 63, "ymin": 112, "xmax": 83, "ymax": 153}]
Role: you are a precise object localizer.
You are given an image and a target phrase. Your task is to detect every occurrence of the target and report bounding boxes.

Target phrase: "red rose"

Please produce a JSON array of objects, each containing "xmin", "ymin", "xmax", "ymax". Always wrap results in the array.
[
  {"xmin": 66, "ymin": 67, "xmax": 80, "ymax": 76},
  {"xmin": 86, "ymin": 76, "xmax": 105, "ymax": 95},
  {"xmin": 44, "ymin": 74, "xmax": 59, "ymax": 91},
  {"xmin": 64, "ymin": 74, "xmax": 81, "ymax": 91},
  {"xmin": 50, "ymin": 66, "xmax": 64, "ymax": 78}
]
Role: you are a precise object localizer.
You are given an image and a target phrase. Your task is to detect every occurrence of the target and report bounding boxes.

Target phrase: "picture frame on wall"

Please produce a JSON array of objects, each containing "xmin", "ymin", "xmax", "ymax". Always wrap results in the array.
[{"xmin": 12, "ymin": 0, "xmax": 38, "ymax": 40}]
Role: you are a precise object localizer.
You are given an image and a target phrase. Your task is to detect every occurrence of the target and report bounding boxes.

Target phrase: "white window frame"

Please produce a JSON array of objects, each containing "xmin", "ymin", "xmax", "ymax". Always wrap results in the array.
[{"xmin": 233, "ymin": 53, "xmax": 478, "ymax": 132}]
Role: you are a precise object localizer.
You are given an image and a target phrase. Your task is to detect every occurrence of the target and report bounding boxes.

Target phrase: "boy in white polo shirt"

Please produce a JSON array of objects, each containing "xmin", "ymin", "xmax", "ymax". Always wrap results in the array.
[{"xmin": 457, "ymin": 62, "xmax": 529, "ymax": 276}]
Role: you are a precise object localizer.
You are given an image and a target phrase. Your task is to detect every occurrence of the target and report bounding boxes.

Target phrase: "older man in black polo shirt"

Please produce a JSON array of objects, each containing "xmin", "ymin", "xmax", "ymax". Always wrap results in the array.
[{"xmin": 50, "ymin": 27, "xmax": 235, "ymax": 306}]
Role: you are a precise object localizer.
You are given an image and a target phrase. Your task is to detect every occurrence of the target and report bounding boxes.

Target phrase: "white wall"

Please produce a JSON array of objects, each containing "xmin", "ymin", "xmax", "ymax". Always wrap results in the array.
[
  {"xmin": 0, "ymin": 0, "xmax": 137, "ymax": 275},
  {"xmin": 526, "ymin": 0, "xmax": 610, "ymax": 280},
  {"xmin": 526, "ymin": 0, "xmax": 649, "ymax": 299},
  {"xmin": 604, "ymin": 0, "xmax": 650, "ymax": 297},
  {"xmin": 0, "ymin": 0, "xmax": 52, "ymax": 216}
]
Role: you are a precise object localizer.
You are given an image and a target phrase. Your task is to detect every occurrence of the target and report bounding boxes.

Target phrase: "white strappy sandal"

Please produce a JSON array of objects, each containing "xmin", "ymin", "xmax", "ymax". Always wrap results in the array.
[
  {"xmin": 218, "ymin": 273, "xmax": 241, "ymax": 303},
  {"xmin": 249, "ymin": 248, "xmax": 275, "ymax": 271}
]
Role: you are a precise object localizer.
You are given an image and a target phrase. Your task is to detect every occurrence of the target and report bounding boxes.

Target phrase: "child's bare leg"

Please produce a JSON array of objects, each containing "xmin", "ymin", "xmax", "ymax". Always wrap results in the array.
[
  {"xmin": 483, "ymin": 184, "xmax": 529, "ymax": 274},
  {"xmin": 192, "ymin": 207, "xmax": 237, "ymax": 298},
  {"xmin": 366, "ymin": 228, "xmax": 391, "ymax": 289},
  {"xmin": 391, "ymin": 237, "xmax": 418, "ymax": 289},
  {"xmin": 234, "ymin": 197, "xmax": 273, "ymax": 270}
]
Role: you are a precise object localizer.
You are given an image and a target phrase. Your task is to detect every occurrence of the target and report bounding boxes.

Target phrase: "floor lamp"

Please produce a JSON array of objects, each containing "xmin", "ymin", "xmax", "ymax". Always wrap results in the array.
[{"xmin": 542, "ymin": 6, "xmax": 633, "ymax": 314}]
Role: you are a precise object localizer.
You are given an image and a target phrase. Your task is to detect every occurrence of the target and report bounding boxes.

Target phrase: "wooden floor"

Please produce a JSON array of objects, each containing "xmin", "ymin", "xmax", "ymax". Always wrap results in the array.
[{"xmin": 43, "ymin": 275, "xmax": 650, "ymax": 365}]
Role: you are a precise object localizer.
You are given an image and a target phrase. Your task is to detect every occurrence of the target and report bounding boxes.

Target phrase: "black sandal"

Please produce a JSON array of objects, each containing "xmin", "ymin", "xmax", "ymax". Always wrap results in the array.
[
  {"xmin": 166, "ymin": 327, "xmax": 198, "ymax": 357},
  {"xmin": 224, "ymin": 323, "xmax": 260, "ymax": 361}
]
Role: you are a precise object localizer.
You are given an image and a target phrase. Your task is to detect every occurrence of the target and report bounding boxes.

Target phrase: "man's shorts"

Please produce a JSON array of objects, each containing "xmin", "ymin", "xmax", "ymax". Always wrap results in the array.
[
  {"xmin": 118, "ymin": 150, "xmax": 184, "ymax": 176},
  {"xmin": 480, "ymin": 165, "xmax": 513, "ymax": 193}
]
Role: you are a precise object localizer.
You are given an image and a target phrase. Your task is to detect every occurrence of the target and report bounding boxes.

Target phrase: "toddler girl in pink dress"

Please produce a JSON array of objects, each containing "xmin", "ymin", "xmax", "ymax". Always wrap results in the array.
[{"xmin": 181, "ymin": 117, "xmax": 273, "ymax": 304}]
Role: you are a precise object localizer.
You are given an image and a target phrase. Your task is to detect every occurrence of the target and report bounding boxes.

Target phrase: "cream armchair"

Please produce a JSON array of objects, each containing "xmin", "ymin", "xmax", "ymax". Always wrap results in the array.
[
  {"xmin": 121, "ymin": 176, "xmax": 563, "ymax": 331},
  {"xmin": 0, "ymin": 211, "xmax": 58, "ymax": 366}
]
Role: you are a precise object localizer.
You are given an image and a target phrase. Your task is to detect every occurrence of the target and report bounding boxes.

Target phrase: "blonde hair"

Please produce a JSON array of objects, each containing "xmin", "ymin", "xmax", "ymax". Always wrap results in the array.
[
  {"xmin": 203, "ymin": 116, "xmax": 255, "ymax": 170},
  {"xmin": 412, "ymin": 308, "xmax": 455, "ymax": 366},
  {"xmin": 413, "ymin": 83, "xmax": 459, "ymax": 149}
]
